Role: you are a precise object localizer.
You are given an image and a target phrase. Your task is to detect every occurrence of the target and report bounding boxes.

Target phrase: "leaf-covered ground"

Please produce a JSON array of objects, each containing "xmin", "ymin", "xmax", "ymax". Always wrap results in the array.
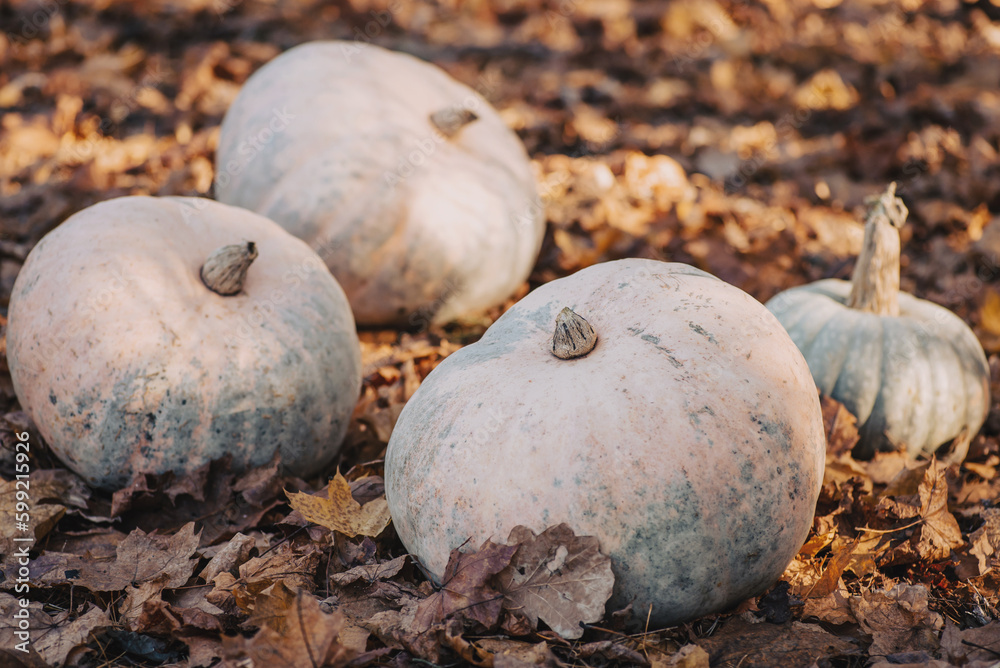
[{"xmin": 2, "ymin": 0, "xmax": 1000, "ymax": 666}]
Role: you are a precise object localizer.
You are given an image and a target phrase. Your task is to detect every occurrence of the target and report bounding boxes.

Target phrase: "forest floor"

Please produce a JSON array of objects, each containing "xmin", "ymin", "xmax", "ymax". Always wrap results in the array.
[{"xmin": 1, "ymin": 0, "xmax": 1000, "ymax": 666}]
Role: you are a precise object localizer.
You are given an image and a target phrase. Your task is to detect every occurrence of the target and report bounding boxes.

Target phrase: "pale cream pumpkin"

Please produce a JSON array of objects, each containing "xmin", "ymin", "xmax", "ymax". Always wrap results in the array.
[
  {"xmin": 7, "ymin": 196, "xmax": 362, "ymax": 490},
  {"xmin": 216, "ymin": 41, "xmax": 545, "ymax": 327},
  {"xmin": 385, "ymin": 258, "xmax": 826, "ymax": 629}
]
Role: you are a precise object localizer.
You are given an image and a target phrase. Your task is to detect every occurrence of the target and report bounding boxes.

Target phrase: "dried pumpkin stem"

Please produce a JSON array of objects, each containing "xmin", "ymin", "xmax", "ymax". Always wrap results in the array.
[
  {"xmin": 846, "ymin": 183, "xmax": 907, "ymax": 317},
  {"xmin": 430, "ymin": 107, "xmax": 479, "ymax": 138},
  {"xmin": 201, "ymin": 242, "xmax": 257, "ymax": 296},
  {"xmin": 552, "ymin": 307, "xmax": 597, "ymax": 359}
]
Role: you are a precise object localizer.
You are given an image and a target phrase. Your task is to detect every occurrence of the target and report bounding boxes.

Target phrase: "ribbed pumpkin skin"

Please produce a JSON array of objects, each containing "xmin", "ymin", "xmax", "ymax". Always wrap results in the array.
[
  {"xmin": 7, "ymin": 196, "xmax": 362, "ymax": 490},
  {"xmin": 385, "ymin": 259, "xmax": 826, "ymax": 628},
  {"xmin": 766, "ymin": 279, "xmax": 989, "ymax": 458},
  {"xmin": 216, "ymin": 41, "xmax": 544, "ymax": 327}
]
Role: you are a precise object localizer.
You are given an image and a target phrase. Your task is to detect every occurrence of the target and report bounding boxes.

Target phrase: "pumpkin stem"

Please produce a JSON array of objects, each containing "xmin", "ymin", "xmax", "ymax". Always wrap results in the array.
[
  {"xmin": 430, "ymin": 107, "xmax": 479, "ymax": 138},
  {"xmin": 201, "ymin": 242, "xmax": 258, "ymax": 296},
  {"xmin": 846, "ymin": 183, "xmax": 907, "ymax": 316},
  {"xmin": 552, "ymin": 307, "xmax": 598, "ymax": 359}
]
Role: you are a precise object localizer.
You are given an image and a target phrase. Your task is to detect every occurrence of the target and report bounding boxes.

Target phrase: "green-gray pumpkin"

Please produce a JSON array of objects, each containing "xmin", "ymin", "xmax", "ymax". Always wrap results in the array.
[{"xmin": 766, "ymin": 184, "xmax": 989, "ymax": 460}]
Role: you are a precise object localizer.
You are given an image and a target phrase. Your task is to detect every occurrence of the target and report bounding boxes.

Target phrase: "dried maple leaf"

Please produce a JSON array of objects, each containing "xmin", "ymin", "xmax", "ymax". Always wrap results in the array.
[
  {"xmin": 223, "ymin": 588, "xmax": 352, "ymax": 667},
  {"xmin": 109, "ymin": 456, "xmax": 289, "ymax": 544},
  {"xmin": 414, "ymin": 539, "xmax": 517, "ymax": 631},
  {"xmin": 807, "ymin": 539, "xmax": 857, "ymax": 599},
  {"xmin": 286, "ymin": 471, "xmax": 391, "ymax": 538},
  {"xmin": 821, "ymin": 395, "xmax": 860, "ymax": 456},
  {"xmin": 849, "ymin": 584, "xmax": 943, "ymax": 656},
  {"xmin": 133, "ymin": 596, "xmax": 223, "ymax": 635},
  {"xmin": 0, "ymin": 470, "xmax": 86, "ymax": 552},
  {"xmin": 443, "ymin": 619, "xmax": 494, "ymax": 667},
  {"xmin": 247, "ymin": 580, "xmax": 299, "ymax": 632},
  {"xmin": 331, "ymin": 554, "xmax": 408, "ymax": 586},
  {"xmin": 940, "ymin": 621, "xmax": 1000, "ymax": 665},
  {"xmin": 577, "ymin": 640, "xmax": 649, "ymax": 665},
  {"xmin": 496, "ymin": 524, "xmax": 614, "ymax": 639},
  {"xmin": 913, "ymin": 460, "xmax": 965, "ymax": 560},
  {"xmin": 0, "ymin": 595, "xmax": 110, "ymax": 667},
  {"xmin": 74, "ymin": 522, "xmax": 200, "ymax": 592},
  {"xmin": 476, "ymin": 638, "xmax": 561, "ymax": 668},
  {"xmin": 802, "ymin": 585, "xmax": 856, "ymax": 626},
  {"xmin": 967, "ymin": 507, "xmax": 1000, "ymax": 575},
  {"xmin": 696, "ymin": 616, "xmax": 857, "ymax": 666},
  {"xmin": 120, "ymin": 579, "xmax": 166, "ymax": 628},
  {"xmin": 877, "ymin": 459, "xmax": 964, "ymax": 563},
  {"xmin": 198, "ymin": 532, "xmax": 256, "ymax": 583},
  {"xmin": 237, "ymin": 540, "xmax": 323, "ymax": 599}
]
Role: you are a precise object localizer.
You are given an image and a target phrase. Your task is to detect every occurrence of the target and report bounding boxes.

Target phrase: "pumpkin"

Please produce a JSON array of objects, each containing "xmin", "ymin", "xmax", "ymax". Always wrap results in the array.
[
  {"xmin": 766, "ymin": 184, "xmax": 989, "ymax": 460},
  {"xmin": 7, "ymin": 196, "xmax": 362, "ymax": 490},
  {"xmin": 384, "ymin": 258, "xmax": 825, "ymax": 629},
  {"xmin": 215, "ymin": 41, "xmax": 545, "ymax": 328}
]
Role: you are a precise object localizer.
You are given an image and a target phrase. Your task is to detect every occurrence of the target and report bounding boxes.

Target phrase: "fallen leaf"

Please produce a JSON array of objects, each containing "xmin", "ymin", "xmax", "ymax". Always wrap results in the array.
[
  {"xmin": 939, "ymin": 621, "xmax": 1000, "ymax": 665},
  {"xmin": 821, "ymin": 395, "xmax": 861, "ymax": 456},
  {"xmin": 415, "ymin": 539, "xmax": 517, "ymax": 631},
  {"xmin": 443, "ymin": 619, "xmax": 494, "ymax": 667},
  {"xmin": 802, "ymin": 584, "xmax": 856, "ymax": 626},
  {"xmin": 0, "ymin": 472, "xmax": 82, "ymax": 552},
  {"xmin": 862, "ymin": 451, "xmax": 910, "ymax": 485},
  {"xmin": 577, "ymin": 639, "xmax": 650, "ymax": 665},
  {"xmin": 477, "ymin": 638, "xmax": 561, "ymax": 668},
  {"xmin": 331, "ymin": 554, "xmax": 408, "ymax": 586},
  {"xmin": 912, "ymin": 460, "xmax": 965, "ymax": 560},
  {"xmin": 133, "ymin": 596, "xmax": 223, "ymax": 635},
  {"xmin": 361, "ymin": 597, "xmax": 443, "ymax": 661},
  {"xmin": 967, "ymin": 507, "xmax": 1000, "ymax": 575},
  {"xmin": 0, "ymin": 595, "xmax": 110, "ymax": 667},
  {"xmin": 237, "ymin": 540, "xmax": 323, "ymax": 600},
  {"xmin": 807, "ymin": 539, "xmax": 857, "ymax": 599},
  {"xmin": 877, "ymin": 459, "xmax": 964, "ymax": 563},
  {"xmin": 120, "ymin": 578, "xmax": 166, "ymax": 628},
  {"xmin": 180, "ymin": 635, "xmax": 225, "ymax": 668},
  {"xmin": 696, "ymin": 617, "xmax": 858, "ymax": 667},
  {"xmin": 980, "ymin": 289, "xmax": 1000, "ymax": 335},
  {"xmin": 222, "ymin": 588, "xmax": 352, "ymax": 666},
  {"xmin": 286, "ymin": 471, "xmax": 391, "ymax": 538},
  {"xmin": 109, "ymin": 456, "xmax": 287, "ymax": 544},
  {"xmin": 246, "ymin": 580, "xmax": 299, "ymax": 632},
  {"xmin": 76, "ymin": 522, "xmax": 200, "ymax": 592},
  {"xmin": 663, "ymin": 644, "xmax": 711, "ymax": 668},
  {"xmin": 198, "ymin": 532, "xmax": 256, "ymax": 583},
  {"xmin": 496, "ymin": 524, "xmax": 614, "ymax": 640},
  {"xmin": 797, "ymin": 530, "xmax": 836, "ymax": 559},
  {"xmin": 232, "ymin": 451, "xmax": 285, "ymax": 507},
  {"xmin": 849, "ymin": 584, "xmax": 943, "ymax": 656}
]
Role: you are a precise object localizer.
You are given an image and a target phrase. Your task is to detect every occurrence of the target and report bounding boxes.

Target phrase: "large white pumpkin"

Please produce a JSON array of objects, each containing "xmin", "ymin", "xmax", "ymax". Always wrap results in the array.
[
  {"xmin": 7, "ymin": 196, "xmax": 361, "ymax": 490},
  {"xmin": 385, "ymin": 259, "xmax": 826, "ymax": 629},
  {"xmin": 215, "ymin": 41, "xmax": 545, "ymax": 327}
]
